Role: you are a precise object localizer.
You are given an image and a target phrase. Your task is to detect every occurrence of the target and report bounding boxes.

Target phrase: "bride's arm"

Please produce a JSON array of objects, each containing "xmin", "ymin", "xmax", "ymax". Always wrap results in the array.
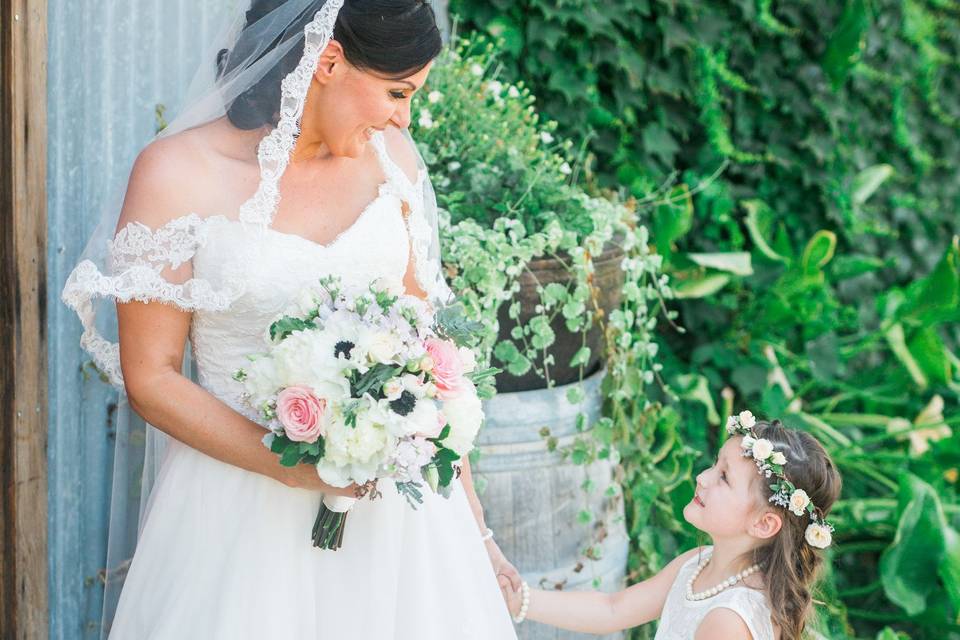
[
  {"xmin": 117, "ymin": 299, "xmax": 355, "ymax": 495},
  {"xmin": 461, "ymin": 458, "xmax": 523, "ymax": 589}
]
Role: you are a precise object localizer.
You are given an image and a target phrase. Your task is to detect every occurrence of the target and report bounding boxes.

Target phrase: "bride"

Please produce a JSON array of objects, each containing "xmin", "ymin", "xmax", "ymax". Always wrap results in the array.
[{"xmin": 62, "ymin": 0, "xmax": 520, "ymax": 637}]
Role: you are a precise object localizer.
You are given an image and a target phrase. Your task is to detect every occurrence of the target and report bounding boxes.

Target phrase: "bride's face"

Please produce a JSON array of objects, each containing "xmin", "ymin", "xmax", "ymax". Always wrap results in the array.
[{"xmin": 309, "ymin": 43, "xmax": 432, "ymax": 158}]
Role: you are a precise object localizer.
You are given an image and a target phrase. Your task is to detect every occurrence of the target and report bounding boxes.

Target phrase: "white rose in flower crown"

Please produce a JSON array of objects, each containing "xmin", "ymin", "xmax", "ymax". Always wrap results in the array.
[
  {"xmin": 771, "ymin": 451, "xmax": 788, "ymax": 466},
  {"xmin": 805, "ymin": 523, "xmax": 832, "ymax": 549},
  {"xmin": 789, "ymin": 489, "xmax": 811, "ymax": 516},
  {"xmin": 751, "ymin": 438, "xmax": 774, "ymax": 461},
  {"xmin": 440, "ymin": 380, "xmax": 484, "ymax": 456},
  {"xmin": 740, "ymin": 435, "xmax": 757, "ymax": 450},
  {"xmin": 738, "ymin": 410, "xmax": 757, "ymax": 429}
]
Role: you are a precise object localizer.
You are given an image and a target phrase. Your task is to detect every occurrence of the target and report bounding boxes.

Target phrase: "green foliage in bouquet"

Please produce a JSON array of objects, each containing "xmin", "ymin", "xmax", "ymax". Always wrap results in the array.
[{"xmin": 451, "ymin": 1, "xmax": 960, "ymax": 638}]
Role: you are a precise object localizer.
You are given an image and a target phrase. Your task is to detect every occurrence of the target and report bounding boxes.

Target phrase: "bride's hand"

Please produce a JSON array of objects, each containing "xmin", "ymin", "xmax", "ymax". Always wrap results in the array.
[
  {"xmin": 485, "ymin": 539, "xmax": 522, "ymax": 593},
  {"xmin": 498, "ymin": 575, "xmax": 522, "ymax": 617},
  {"xmin": 282, "ymin": 464, "xmax": 358, "ymax": 497}
]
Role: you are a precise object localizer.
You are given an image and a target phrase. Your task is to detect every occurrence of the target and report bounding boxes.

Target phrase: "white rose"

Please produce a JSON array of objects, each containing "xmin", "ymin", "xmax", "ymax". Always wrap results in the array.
[
  {"xmin": 457, "ymin": 347, "xmax": 477, "ymax": 374},
  {"xmin": 771, "ymin": 452, "xmax": 787, "ymax": 466},
  {"xmin": 357, "ymin": 328, "xmax": 401, "ymax": 365},
  {"xmin": 740, "ymin": 435, "xmax": 757, "ymax": 450},
  {"xmin": 738, "ymin": 410, "xmax": 757, "ymax": 429},
  {"xmin": 805, "ymin": 523, "xmax": 832, "ymax": 549},
  {"xmin": 789, "ymin": 489, "xmax": 811, "ymax": 517},
  {"xmin": 428, "ymin": 90, "xmax": 443, "ymax": 103},
  {"xmin": 751, "ymin": 438, "xmax": 774, "ymax": 461},
  {"xmin": 407, "ymin": 397, "xmax": 443, "ymax": 438},
  {"xmin": 440, "ymin": 381, "xmax": 483, "ymax": 455}
]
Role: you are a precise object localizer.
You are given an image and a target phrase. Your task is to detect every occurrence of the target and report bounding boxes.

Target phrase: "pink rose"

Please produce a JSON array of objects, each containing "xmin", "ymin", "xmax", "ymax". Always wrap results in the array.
[
  {"xmin": 277, "ymin": 385, "xmax": 326, "ymax": 443},
  {"xmin": 424, "ymin": 338, "xmax": 466, "ymax": 395}
]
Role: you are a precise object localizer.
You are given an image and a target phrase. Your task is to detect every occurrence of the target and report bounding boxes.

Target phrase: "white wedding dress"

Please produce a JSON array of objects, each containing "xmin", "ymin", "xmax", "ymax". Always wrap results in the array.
[{"xmin": 101, "ymin": 132, "xmax": 518, "ymax": 639}]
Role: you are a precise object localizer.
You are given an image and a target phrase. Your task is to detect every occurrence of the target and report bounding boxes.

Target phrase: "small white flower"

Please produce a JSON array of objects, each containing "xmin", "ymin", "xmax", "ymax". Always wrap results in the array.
[
  {"xmin": 508, "ymin": 86, "xmax": 520, "ymax": 98},
  {"xmin": 540, "ymin": 131, "xmax": 555, "ymax": 145},
  {"xmin": 470, "ymin": 63, "xmax": 484, "ymax": 77},
  {"xmin": 447, "ymin": 161, "xmax": 462, "ymax": 172},
  {"xmin": 428, "ymin": 90, "xmax": 443, "ymax": 104},
  {"xmin": 487, "ymin": 80, "xmax": 503, "ymax": 95},
  {"xmin": 752, "ymin": 438, "xmax": 774, "ymax": 461},
  {"xmin": 789, "ymin": 489, "xmax": 811, "ymax": 516},
  {"xmin": 418, "ymin": 109, "xmax": 434, "ymax": 129},
  {"xmin": 383, "ymin": 379, "xmax": 404, "ymax": 401},
  {"xmin": 726, "ymin": 415, "xmax": 739, "ymax": 434},
  {"xmin": 559, "ymin": 162, "xmax": 572, "ymax": 175},
  {"xmin": 738, "ymin": 410, "xmax": 757, "ymax": 429},
  {"xmin": 771, "ymin": 451, "xmax": 787, "ymax": 466},
  {"xmin": 740, "ymin": 435, "xmax": 757, "ymax": 450},
  {"xmin": 805, "ymin": 523, "xmax": 832, "ymax": 549}
]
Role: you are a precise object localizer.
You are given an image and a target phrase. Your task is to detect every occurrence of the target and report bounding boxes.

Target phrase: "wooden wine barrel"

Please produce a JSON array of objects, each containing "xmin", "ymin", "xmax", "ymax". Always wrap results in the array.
[{"xmin": 476, "ymin": 370, "xmax": 628, "ymax": 640}]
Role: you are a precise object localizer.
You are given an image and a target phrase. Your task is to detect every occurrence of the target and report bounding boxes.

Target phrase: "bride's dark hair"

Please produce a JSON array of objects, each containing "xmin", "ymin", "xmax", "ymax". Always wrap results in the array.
[{"xmin": 217, "ymin": 0, "xmax": 442, "ymax": 130}]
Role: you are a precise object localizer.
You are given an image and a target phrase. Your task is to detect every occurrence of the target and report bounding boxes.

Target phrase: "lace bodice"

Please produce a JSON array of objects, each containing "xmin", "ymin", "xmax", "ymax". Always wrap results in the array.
[
  {"xmin": 62, "ymin": 131, "xmax": 426, "ymax": 395},
  {"xmin": 655, "ymin": 548, "xmax": 774, "ymax": 640}
]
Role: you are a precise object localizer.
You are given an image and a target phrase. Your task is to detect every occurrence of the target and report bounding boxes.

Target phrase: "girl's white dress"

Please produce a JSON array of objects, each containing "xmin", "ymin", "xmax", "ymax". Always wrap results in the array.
[
  {"xmin": 655, "ymin": 547, "xmax": 775, "ymax": 640},
  {"xmin": 106, "ymin": 133, "xmax": 518, "ymax": 639}
]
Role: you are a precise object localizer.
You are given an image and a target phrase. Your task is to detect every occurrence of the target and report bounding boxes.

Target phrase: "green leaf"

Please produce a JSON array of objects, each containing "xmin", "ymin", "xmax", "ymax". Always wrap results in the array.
[
  {"xmin": 885, "ymin": 322, "xmax": 929, "ymax": 390},
  {"xmin": 687, "ymin": 252, "xmax": 753, "ymax": 276},
  {"xmin": 566, "ymin": 385, "xmax": 585, "ymax": 404},
  {"xmin": 653, "ymin": 185, "xmax": 693, "ymax": 252},
  {"xmin": 831, "ymin": 254, "xmax": 888, "ymax": 280},
  {"xmin": 896, "ymin": 236, "xmax": 960, "ymax": 326},
  {"xmin": 908, "ymin": 326, "xmax": 952, "ymax": 386},
  {"xmin": 280, "ymin": 446, "xmax": 303, "ymax": 467},
  {"xmin": 742, "ymin": 199, "xmax": 789, "ymax": 263},
  {"xmin": 485, "ymin": 16, "xmax": 524, "ymax": 57},
  {"xmin": 569, "ymin": 346, "xmax": 591, "ymax": 368},
  {"xmin": 880, "ymin": 473, "xmax": 949, "ymax": 615},
  {"xmin": 941, "ymin": 526, "xmax": 960, "ymax": 620},
  {"xmin": 269, "ymin": 316, "xmax": 316, "ymax": 342},
  {"xmin": 822, "ymin": 0, "xmax": 869, "ymax": 89},
  {"xmin": 674, "ymin": 273, "xmax": 731, "ymax": 299},
  {"xmin": 852, "ymin": 164, "xmax": 894, "ymax": 205},
  {"xmin": 801, "ymin": 230, "xmax": 837, "ymax": 273},
  {"xmin": 674, "ymin": 374, "xmax": 720, "ymax": 425}
]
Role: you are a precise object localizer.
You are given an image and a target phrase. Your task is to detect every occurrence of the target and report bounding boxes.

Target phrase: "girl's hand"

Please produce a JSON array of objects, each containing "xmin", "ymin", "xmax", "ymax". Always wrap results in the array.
[
  {"xmin": 485, "ymin": 539, "xmax": 522, "ymax": 593},
  {"xmin": 499, "ymin": 574, "xmax": 522, "ymax": 617}
]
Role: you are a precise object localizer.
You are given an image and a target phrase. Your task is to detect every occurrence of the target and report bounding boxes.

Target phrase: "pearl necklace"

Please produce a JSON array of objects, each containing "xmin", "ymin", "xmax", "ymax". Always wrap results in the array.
[{"xmin": 685, "ymin": 560, "xmax": 760, "ymax": 601}]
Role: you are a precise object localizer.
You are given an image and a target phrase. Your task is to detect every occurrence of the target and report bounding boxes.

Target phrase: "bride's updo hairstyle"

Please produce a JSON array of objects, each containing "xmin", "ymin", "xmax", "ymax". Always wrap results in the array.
[{"xmin": 218, "ymin": 0, "xmax": 442, "ymax": 130}]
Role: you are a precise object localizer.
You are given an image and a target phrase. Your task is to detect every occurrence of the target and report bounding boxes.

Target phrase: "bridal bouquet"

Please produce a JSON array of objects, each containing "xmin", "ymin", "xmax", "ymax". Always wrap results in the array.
[{"xmin": 234, "ymin": 275, "xmax": 494, "ymax": 550}]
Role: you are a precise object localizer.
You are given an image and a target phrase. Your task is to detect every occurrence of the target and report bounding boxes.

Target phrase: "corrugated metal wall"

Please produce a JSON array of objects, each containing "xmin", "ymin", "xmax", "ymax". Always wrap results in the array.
[{"xmin": 46, "ymin": 2, "xmax": 234, "ymax": 637}]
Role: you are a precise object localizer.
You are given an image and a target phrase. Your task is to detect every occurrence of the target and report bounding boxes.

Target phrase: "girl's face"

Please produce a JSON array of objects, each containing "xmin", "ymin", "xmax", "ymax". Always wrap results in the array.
[
  {"xmin": 308, "ymin": 43, "xmax": 432, "ymax": 158},
  {"xmin": 683, "ymin": 436, "xmax": 770, "ymax": 540}
]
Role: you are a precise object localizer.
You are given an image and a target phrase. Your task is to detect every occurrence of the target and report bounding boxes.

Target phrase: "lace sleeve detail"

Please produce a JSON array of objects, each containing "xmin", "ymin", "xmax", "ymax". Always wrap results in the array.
[{"xmin": 61, "ymin": 213, "xmax": 244, "ymax": 388}]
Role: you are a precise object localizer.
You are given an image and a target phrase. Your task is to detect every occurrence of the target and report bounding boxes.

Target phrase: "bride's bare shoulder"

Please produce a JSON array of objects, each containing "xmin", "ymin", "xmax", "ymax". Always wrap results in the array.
[{"xmin": 119, "ymin": 121, "xmax": 238, "ymax": 229}]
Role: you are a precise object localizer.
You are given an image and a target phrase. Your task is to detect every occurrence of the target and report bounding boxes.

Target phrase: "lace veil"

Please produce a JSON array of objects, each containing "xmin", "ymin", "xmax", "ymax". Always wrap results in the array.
[{"xmin": 59, "ymin": 1, "xmax": 450, "ymax": 635}]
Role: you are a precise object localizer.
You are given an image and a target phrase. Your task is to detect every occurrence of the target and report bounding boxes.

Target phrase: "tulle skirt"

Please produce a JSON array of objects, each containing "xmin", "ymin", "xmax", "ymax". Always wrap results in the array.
[{"xmin": 108, "ymin": 439, "xmax": 518, "ymax": 639}]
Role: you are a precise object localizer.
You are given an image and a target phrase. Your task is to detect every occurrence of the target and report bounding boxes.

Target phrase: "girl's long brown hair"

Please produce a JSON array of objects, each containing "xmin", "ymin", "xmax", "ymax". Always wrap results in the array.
[{"xmin": 747, "ymin": 420, "xmax": 842, "ymax": 640}]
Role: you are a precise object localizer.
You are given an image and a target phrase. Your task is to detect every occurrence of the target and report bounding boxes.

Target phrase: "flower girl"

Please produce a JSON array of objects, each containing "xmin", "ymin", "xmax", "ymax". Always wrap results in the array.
[{"xmin": 502, "ymin": 413, "xmax": 841, "ymax": 640}]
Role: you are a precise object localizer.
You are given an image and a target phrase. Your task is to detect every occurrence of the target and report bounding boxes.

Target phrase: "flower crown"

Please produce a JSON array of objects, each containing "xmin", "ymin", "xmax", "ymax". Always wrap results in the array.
[{"xmin": 726, "ymin": 411, "xmax": 834, "ymax": 549}]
